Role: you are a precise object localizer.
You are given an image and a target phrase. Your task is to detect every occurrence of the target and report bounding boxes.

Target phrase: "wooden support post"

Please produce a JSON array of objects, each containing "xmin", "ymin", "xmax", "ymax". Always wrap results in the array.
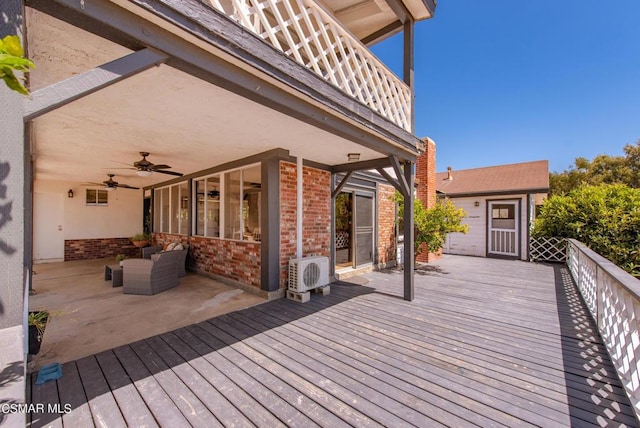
[
  {"xmin": 403, "ymin": 20, "xmax": 415, "ymax": 133},
  {"xmin": 403, "ymin": 161, "xmax": 415, "ymax": 301}
]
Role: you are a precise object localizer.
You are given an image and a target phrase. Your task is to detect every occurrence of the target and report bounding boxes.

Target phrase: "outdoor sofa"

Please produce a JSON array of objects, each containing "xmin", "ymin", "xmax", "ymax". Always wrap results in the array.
[
  {"xmin": 122, "ymin": 250, "xmax": 181, "ymax": 295},
  {"xmin": 142, "ymin": 243, "xmax": 189, "ymax": 277}
]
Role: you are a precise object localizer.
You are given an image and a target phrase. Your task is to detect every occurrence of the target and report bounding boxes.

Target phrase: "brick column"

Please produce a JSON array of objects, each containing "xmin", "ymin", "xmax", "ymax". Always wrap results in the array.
[{"xmin": 416, "ymin": 137, "xmax": 439, "ymax": 262}]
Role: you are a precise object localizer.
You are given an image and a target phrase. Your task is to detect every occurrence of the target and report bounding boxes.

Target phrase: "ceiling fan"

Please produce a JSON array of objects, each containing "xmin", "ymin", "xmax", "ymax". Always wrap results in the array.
[
  {"xmin": 85, "ymin": 174, "xmax": 140, "ymax": 191},
  {"xmin": 129, "ymin": 152, "xmax": 183, "ymax": 177}
]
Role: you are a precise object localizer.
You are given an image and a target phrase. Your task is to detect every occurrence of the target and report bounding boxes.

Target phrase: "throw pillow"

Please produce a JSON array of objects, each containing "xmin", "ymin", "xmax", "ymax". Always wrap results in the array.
[
  {"xmin": 166, "ymin": 242, "xmax": 177, "ymax": 251},
  {"xmin": 174, "ymin": 244, "xmax": 184, "ymax": 251}
]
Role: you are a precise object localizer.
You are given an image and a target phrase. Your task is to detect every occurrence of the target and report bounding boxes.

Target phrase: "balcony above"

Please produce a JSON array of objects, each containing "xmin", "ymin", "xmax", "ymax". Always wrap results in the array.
[{"xmin": 206, "ymin": 0, "xmax": 417, "ymax": 132}]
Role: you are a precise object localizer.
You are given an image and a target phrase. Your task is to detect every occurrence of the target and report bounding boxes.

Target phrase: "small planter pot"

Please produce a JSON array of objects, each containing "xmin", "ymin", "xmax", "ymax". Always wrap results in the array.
[
  {"xmin": 132, "ymin": 240, "xmax": 149, "ymax": 248},
  {"xmin": 28, "ymin": 311, "xmax": 49, "ymax": 355}
]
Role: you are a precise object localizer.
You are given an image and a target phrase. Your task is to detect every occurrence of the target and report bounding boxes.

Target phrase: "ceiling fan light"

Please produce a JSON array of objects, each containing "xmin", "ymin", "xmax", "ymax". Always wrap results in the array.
[
  {"xmin": 136, "ymin": 170, "xmax": 153, "ymax": 177},
  {"xmin": 104, "ymin": 186, "xmax": 115, "ymax": 192}
]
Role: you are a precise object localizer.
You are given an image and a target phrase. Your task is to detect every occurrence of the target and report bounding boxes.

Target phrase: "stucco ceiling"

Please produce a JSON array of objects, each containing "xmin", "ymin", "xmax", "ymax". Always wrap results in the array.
[{"xmin": 27, "ymin": 8, "xmax": 387, "ymax": 189}]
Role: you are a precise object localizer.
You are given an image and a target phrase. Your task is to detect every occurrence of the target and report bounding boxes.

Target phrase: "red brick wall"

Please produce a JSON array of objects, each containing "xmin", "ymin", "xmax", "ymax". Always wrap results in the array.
[
  {"xmin": 189, "ymin": 236, "xmax": 261, "ymax": 287},
  {"xmin": 64, "ymin": 238, "xmax": 140, "ymax": 261},
  {"xmin": 280, "ymin": 162, "xmax": 331, "ymax": 288},
  {"xmin": 377, "ymin": 183, "xmax": 397, "ymax": 265},
  {"xmin": 152, "ymin": 233, "xmax": 261, "ymax": 288},
  {"xmin": 303, "ymin": 166, "xmax": 331, "ymax": 257},
  {"xmin": 416, "ymin": 138, "xmax": 439, "ymax": 262},
  {"xmin": 280, "ymin": 162, "xmax": 297, "ymax": 288},
  {"xmin": 151, "ymin": 233, "xmax": 187, "ymax": 248}
]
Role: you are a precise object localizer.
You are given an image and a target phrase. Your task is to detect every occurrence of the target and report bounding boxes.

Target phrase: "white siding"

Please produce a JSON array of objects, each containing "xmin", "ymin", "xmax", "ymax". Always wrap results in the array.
[
  {"xmin": 444, "ymin": 194, "xmax": 530, "ymax": 260},
  {"xmin": 444, "ymin": 197, "xmax": 487, "ymax": 257}
]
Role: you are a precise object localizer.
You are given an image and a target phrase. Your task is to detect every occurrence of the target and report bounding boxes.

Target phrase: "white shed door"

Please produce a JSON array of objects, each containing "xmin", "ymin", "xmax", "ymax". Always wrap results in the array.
[{"xmin": 488, "ymin": 201, "xmax": 518, "ymax": 257}]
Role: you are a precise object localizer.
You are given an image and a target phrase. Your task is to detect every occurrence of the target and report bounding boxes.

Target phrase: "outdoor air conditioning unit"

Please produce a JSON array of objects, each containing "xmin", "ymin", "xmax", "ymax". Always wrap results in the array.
[{"xmin": 288, "ymin": 256, "xmax": 329, "ymax": 293}]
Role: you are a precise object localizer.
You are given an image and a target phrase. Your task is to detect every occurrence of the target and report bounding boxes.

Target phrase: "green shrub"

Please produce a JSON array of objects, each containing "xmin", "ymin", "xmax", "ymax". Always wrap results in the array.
[{"xmin": 533, "ymin": 184, "xmax": 640, "ymax": 277}]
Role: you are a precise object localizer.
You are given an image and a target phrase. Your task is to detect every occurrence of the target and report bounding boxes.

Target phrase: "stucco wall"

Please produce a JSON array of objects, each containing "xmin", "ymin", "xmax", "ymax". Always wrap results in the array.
[{"xmin": 34, "ymin": 180, "xmax": 143, "ymax": 240}]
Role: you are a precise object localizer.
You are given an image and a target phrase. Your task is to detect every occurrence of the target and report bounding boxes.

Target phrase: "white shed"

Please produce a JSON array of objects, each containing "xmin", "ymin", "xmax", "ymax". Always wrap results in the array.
[{"xmin": 437, "ymin": 161, "xmax": 549, "ymax": 261}]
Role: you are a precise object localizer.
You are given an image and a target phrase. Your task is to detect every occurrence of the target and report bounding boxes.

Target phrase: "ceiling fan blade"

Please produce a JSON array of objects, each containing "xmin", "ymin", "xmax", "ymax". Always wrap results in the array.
[
  {"xmin": 116, "ymin": 183, "xmax": 140, "ymax": 190},
  {"xmin": 83, "ymin": 182, "xmax": 104, "ymax": 186},
  {"xmin": 155, "ymin": 169, "xmax": 184, "ymax": 177},
  {"xmin": 149, "ymin": 164, "xmax": 172, "ymax": 170}
]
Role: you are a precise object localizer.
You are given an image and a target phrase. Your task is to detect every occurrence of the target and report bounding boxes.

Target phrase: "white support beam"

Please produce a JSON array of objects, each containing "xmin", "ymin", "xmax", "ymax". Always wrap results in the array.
[
  {"xmin": 24, "ymin": 48, "xmax": 168, "ymax": 121},
  {"xmin": 296, "ymin": 156, "xmax": 303, "ymax": 259}
]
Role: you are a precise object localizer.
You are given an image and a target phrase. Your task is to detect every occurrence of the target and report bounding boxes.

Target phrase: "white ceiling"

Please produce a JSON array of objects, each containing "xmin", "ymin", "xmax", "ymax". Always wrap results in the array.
[{"xmin": 27, "ymin": 8, "xmax": 387, "ymax": 189}]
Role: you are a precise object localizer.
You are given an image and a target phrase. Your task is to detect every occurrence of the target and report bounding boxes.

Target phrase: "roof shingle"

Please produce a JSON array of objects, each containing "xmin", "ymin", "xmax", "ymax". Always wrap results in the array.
[{"xmin": 436, "ymin": 160, "xmax": 549, "ymax": 196}]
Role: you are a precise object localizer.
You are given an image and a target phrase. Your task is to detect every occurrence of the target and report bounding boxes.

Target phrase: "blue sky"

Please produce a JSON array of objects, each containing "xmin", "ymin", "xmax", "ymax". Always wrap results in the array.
[{"xmin": 371, "ymin": 1, "xmax": 640, "ymax": 173}]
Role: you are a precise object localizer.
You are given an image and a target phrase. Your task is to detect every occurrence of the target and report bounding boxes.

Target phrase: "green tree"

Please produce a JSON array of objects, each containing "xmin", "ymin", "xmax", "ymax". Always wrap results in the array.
[
  {"xmin": 533, "ymin": 184, "xmax": 640, "ymax": 277},
  {"xmin": 396, "ymin": 192, "xmax": 468, "ymax": 262},
  {"xmin": 0, "ymin": 35, "xmax": 34, "ymax": 95},
  {"xmin": 550, "ymin": 141, "xmax": 640, "ymax": 195}
]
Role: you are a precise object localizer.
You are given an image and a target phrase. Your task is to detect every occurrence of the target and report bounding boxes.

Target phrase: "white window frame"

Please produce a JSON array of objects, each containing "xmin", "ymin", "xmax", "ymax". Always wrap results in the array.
[
  {"xmin": 154, "ymin": 181, "xmax": 189, "ymax": 235},
  {"xmin": 86, "ymin": 189, "xmax": 108, "ymax": 206},
  {"xmin": 192, "ymin": 162, "xmax": 261, "ymax": 241}
]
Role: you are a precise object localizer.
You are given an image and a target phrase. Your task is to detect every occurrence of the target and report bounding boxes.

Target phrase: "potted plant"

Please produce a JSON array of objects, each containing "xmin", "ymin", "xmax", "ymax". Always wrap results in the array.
[
  {"xmin": 130, "ymin": 232, "xmax": 150, "ymax": 248},
  {"xmin": 28, "ymin": 310, "xmax": 49, "ymax": 355},
  {"xmin": 116, "ymin": 254, "xmax": 126, "ymax": 266}
]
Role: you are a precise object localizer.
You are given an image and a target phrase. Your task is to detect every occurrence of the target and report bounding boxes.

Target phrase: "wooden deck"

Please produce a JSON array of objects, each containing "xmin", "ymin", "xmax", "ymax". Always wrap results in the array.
[{"xmin": 27, "ymin": 255, "xmax": 638, "ymax": 427}]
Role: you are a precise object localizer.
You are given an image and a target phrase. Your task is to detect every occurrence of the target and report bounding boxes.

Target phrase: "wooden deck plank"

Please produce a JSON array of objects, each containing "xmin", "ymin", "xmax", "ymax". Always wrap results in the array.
[
  {"xmin": 336, "ymin": 292, "xmax": 628, "ymax": 399},
  {"xmin": 75, "ymin": 355, "xmax": 127, "ymax": 427},
  {"xmin": 184, "ymin": 321, "xmax": 384, "ymax": 427},
  {"xmin": 112, "ymin": 345, "xmax": 191, "ymax": 426},
  {"xmin": 158, "ymin": 331, "xmax": 257, "ymax": 427},
  {"xmin": 141, "ymin": 335, "xmax": 226, "ymax": 428},
  {"xmin": 57, "ymin": 362, "xmax": 94, "ymax": 428},
  {"xmin": 273, "ymin": 294, "xmax": 634, "ymax": 426},
  {"xmin": 128, "ymin": 339, "xmax": 218, "ymax": 427},
  {"xmin": 159, "ymin": 329, "xmax": 344, "ymax": 428},
  {"xmin": 330, "ymin": 277, "xmax": 625, "ymax": 393},
  {"xmin": 94, "ymin": 350, "xmax": 159, "ymax": 428},
  {"xmin": 175, "ymin": 324, "xmax": 287, "ymax": 427},
  {"xmin": 203, "ymin": 315, "xmax": 446, "ymax": 427},
  {"xmin": 29, "ymin": 368, "xmax": 63, "ymax": 428},
  {"xmin": 163, "ymin": 326, "xmax": 319, "ymax": 428},
  {"xmin": 313, "ymin": 294, "xmax": 632, "ymax": 416},
  {"xmin": 25, "ymin": 255, "xmax": 638, "ymax": 428},
  {"xmin": 226, "ymin": 308, "xmax": 504, "ymax": 427},
  {"xmin": 172, "ymin": 325, "xmax": 374, "ymax": 428},
  {"xmin": 246, "ymin": 299, "xmax": 558, "ymax": 427}
]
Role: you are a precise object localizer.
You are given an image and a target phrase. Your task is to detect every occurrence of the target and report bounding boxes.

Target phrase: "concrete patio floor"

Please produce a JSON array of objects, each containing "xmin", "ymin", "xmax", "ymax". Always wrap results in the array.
[{"xmin": 29, "ymin": 258, "xmax": 266, "ymax": 371}]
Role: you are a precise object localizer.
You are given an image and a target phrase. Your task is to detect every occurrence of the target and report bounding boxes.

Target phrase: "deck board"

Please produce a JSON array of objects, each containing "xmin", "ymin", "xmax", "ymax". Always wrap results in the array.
[
  {"xmin": 57, "ymin": 362, "xmax": 94, "ymax": 428},
  {"xmin": 27, "ymin": 255, "xmax": 638, "ymax": 427},
  {"xmin": 75, "ymin": 356, "xmax": 127, "ymax": 427},
  {"xmin": 94, "ymin": 350, "xmax": 158, "ymax": 428}
]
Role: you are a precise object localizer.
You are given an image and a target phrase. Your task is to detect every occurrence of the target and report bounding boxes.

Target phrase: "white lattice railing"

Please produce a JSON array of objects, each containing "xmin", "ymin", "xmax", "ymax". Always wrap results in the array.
[
  {"xmin": 567, "ymin": 239, "xmax": 640, "ymax": 418},
  {"xmin": 529, "ymin": 236, "xmax": 566, "ymax": 262},
  {"xmin": 207, "ymin": 0, "xmax": 412, "ymax": 131}
]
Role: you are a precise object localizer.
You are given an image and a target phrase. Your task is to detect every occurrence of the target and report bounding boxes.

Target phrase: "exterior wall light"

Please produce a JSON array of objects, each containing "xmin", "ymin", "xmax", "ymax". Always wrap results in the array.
[{"xmin": 68, "ymin": 189, "xmax": 74, "ymax": 198}]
